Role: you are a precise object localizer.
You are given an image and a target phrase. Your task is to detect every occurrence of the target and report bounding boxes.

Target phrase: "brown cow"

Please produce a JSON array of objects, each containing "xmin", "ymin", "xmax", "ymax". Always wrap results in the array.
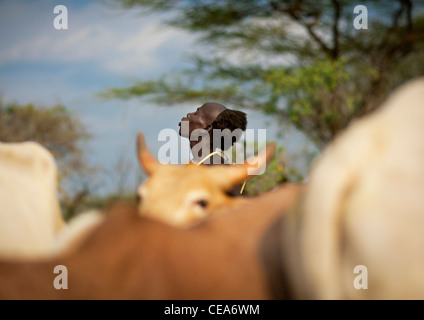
[{"xmin": 0, "ymin": 183, "xmax": 303, "ymax": 300}]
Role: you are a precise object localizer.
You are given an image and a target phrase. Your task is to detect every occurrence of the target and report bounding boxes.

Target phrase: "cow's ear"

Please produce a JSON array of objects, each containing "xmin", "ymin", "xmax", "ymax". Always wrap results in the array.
[
  {"xmin": 137, "ymin": 132, "xmax": 161, "ymax": 176},
  {"xmin": 212, "ymin": 142, "xmax": 276, "ymax": 188}
]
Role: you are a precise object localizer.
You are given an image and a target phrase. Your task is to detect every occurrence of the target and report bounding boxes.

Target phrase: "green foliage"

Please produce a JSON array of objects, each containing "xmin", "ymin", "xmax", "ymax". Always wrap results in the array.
[
  {"xmin": 0, "ymin": 101, "xmax": 89, "ymax": 171},
  {"xmin": 243, "ymin": 145, "xmax": 302, "ymax": 196},
  {"xmin": 62, "ymin": 193, "xmax": 137, "ymax": 222},
  {"xmin": 105, "ymin": 0, "xmax": 424, "ymax": 150},
  {"xmin": 264, "ymin": 58, "xmax": 369, "ymax": 146},
  {"xmin": 99, "ymin": 77, "xmax": 243, "ymax": 104}
]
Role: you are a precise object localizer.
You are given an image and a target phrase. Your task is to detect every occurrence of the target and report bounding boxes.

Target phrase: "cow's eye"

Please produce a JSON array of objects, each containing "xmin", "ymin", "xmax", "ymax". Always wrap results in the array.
[
  {"xmin": 136, "ymin": 193, "xmax": 142, "ymax": 204},
  {"xmin": 195, "ymin": 199, "xmax": 208, "ymax": 208}
]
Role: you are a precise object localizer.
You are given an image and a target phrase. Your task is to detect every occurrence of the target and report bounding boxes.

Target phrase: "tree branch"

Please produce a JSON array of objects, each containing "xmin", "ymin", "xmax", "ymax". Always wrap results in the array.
[
  {"xmin": 305, "ymin": 24, "xmax": 333, "ymax": 58},
  {"xmin": 268, "ymin": 1, "xmax": 334, "ymax": 59},
  {"xmin": 405, "ymin": 0, "xmax": 413, "ymax": 31},
  {"xmin": 331, "ymin": 0, "xmax": 341, "ymax": 60},
  {"xmin": 290, "ymin": 12, "xmax": 333, "ymax": 59},
  {"xmin": 379, "ymin": 0, "xmax": 412, "ymax": 50}
]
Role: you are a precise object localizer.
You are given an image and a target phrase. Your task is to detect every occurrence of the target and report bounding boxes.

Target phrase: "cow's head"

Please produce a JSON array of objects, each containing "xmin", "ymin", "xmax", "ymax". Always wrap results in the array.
[{"xmin": 136, "ymin": 132, "xmax": 275, "ymax": 227}]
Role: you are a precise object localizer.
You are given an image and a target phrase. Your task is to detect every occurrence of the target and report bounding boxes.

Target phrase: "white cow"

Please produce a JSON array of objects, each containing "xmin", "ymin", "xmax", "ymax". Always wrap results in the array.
[
  {"xmin": 0, "ymin": 141, "xmax": 103, "ymax": 259},
  {"xmin": 0, "ymin": 141, "xmax": 65, "ymax": 259},
  {"xmin": 280, "ymin": 77, "xmax": 424, "ymax": 299}
]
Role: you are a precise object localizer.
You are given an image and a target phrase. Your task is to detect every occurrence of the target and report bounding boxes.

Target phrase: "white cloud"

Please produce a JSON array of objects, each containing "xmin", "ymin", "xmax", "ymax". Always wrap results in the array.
[
  {"xmin": 0, "ymin": 0, "xmax": 194, "ymax": 76},
  {"xmin": 105, "ymin": 22, "xmax": 187, "ymax": 75}
]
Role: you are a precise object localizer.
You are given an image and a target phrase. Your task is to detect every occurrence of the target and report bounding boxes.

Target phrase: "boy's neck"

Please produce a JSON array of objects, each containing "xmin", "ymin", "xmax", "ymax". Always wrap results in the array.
[
  {"xmin": 190, "ymin": 138, "xmax": 226, "ymax": 164},
  {"xmin": 190, "ymin": 139, "xmax": 213, "ymax": 161}
]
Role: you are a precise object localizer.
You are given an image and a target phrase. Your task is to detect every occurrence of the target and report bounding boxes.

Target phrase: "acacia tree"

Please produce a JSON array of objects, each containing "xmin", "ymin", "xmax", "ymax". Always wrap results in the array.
[{"xmin": 103, "ymin": 0, "xmax": 424, "ymax": 148}]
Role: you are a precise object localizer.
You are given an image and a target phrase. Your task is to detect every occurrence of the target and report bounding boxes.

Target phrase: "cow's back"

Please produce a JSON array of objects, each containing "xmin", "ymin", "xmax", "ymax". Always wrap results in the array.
[{"xmin": 0, "ymin": 141, "xmax": 64, "ymax": 259}]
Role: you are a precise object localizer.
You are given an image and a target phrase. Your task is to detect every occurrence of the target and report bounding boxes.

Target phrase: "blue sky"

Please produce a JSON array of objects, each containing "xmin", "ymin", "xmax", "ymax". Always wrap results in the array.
[{"xmin": 0, "ymin": 0, "xmax": 315, "ymax": 195}]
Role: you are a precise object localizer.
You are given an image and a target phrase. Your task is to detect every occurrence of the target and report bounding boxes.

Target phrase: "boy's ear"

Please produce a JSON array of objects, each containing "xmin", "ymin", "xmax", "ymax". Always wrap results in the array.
[{"xmin": 205, "ymin": 123, "xmax": 213, "ymax": 133}]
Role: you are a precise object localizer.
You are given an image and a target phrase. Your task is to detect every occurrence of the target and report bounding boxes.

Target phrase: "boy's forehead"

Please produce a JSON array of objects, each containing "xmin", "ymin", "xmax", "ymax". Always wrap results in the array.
[
  {"xmin": 199, "ymin": 103, "xmax": 225, "ymax": 118},
  {"xmin": 197, "ymin": 105, "xmax": 213, "ymax": 120},
  {"xmin": 198, "ymin": 105, "xmax": 211, "ymax": 113}
]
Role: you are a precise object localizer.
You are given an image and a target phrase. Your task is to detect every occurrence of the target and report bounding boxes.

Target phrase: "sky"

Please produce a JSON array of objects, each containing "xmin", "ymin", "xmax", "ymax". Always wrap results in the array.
[{"xmin": 0, "ymin": 0, "xmax": 316, "ymax": 195}]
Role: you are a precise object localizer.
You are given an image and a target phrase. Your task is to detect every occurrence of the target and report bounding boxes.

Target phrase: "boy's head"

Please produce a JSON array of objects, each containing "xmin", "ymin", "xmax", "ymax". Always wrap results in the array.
[
  {"xmin": 179, "ymin": 102, "xmax": 247, "ymax": 150},
  {"xmin": 179, "ymin": 102, "xmax": 227, "ymax": 138}
]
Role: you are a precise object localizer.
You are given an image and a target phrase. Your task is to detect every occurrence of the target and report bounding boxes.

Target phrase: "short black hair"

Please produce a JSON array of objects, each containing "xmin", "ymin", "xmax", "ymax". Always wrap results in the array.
[{"xmin": 210, "ymin": 109, "xmax": 247, "ymax": 150}]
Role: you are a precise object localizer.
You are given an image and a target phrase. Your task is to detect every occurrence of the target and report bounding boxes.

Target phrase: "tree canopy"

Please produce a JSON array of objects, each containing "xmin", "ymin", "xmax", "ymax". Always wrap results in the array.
[
  {"xmin": 103, "ymin": 0, "xmax": 424, "ymax": 148},
  {"xmin": 0, "ymin": 100, "xmax": 89, "ymax": 176}
]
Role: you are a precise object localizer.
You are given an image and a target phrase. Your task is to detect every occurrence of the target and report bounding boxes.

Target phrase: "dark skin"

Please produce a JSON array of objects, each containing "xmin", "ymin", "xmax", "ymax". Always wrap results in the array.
[
  {"xmin": 179, "ymin": 102, "xmax": 228, "ymax": 164},
  {"xmin": 179, "ymin": 102, "xmax": 245, "ymax": 196}
]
